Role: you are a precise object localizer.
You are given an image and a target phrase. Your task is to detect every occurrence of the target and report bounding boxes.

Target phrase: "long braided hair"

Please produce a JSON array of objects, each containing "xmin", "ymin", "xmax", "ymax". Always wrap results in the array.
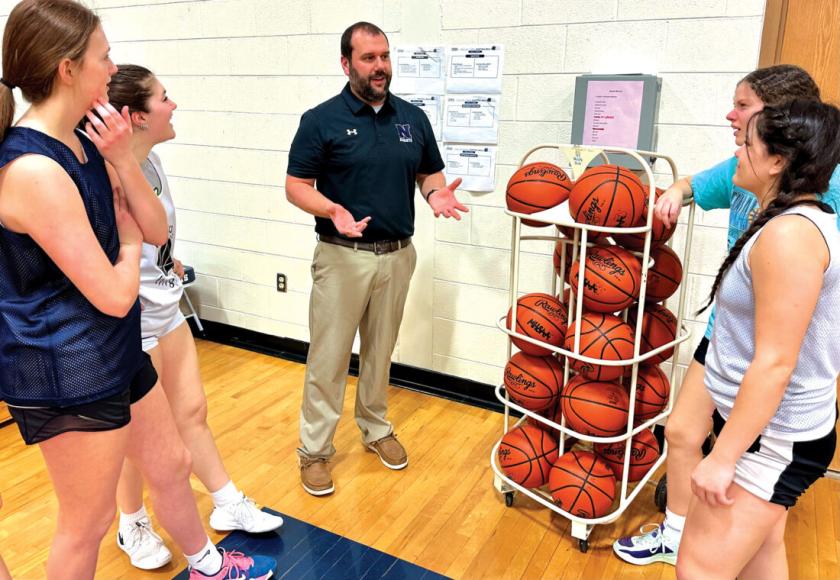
[{"xmin": 700, "ymin": 99, "xmax": 840, "ymax": 313}]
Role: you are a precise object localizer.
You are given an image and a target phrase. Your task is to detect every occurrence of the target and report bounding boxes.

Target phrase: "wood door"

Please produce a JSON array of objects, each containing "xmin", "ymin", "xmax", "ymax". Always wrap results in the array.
[{"xmin": 760, "ymin": 0, "xmax": 840, "ymax": 470}]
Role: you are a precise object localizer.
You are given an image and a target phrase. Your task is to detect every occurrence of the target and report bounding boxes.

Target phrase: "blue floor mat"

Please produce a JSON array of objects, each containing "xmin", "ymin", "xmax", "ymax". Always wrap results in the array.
[{"xmin": 173, "ymin": 508, "xmax": 451, "ymax": 579}]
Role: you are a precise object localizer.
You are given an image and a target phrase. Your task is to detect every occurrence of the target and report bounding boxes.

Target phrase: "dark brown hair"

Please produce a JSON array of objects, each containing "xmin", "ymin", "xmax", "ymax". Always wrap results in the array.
[
  {"xmin": 340, "ymin": 21, "xmax": 387, "ymax": 59},
  {"xmin": 107, "ymin": 64, "xmax": 155, "ymax": 114},
  {"xmin": 0, "ymin": 0, "xmax": 100, "ymax": 140}
]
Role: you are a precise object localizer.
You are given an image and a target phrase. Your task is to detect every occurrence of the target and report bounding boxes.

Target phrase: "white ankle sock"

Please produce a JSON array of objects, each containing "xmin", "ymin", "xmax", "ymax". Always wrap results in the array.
[
  {"xmin": 185, "ymin": 538, "xmax": 222, "ymax": 575},
  {"xmin": 210, "ymin": 480, "xmax": 241, "ymax": 508},
  {"xmin": 663, "ymin": 508, "xmax": 686, "ymax": 546},
  {"xmin": 119, "ymin": 505, "xmax": 149, "ymax": 531}
]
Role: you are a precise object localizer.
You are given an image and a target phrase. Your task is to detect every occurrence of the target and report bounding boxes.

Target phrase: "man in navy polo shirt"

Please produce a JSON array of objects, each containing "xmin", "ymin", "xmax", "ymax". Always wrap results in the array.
[{"xmin": 286, "ymin": 21, "xmax": 467, "ymax": 496}]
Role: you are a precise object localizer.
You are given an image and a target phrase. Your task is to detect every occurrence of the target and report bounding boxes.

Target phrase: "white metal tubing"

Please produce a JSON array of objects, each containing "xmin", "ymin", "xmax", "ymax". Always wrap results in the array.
[
  {"xmin": 494, "ymin": 383, "xmax": 669, "ymax": 445},
  {"xmin": 504, "ymin": 214, "xmax": 524, "ymax": 435},
  {"xmin": 496, "ymin": 314, "xmax": 691, "ymax": 365},
  {"xmin": 490, "ymin": 436, "xmax": 667, "ymax": 527},
  {"xmin": 499, "ymin": 142, "xmax": 694, "ymax": 540}
]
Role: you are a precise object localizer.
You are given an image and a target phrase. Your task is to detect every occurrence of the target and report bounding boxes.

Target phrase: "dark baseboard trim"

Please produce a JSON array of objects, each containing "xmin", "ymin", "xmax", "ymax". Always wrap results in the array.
[{"xmin": 189, "ymin": 319, "xmax": 506, "ymax": 413}]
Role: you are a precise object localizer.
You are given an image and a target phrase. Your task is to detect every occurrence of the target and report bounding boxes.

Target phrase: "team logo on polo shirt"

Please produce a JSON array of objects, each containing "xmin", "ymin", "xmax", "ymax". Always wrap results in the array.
[{"xmin": 395, "ymin": 124, "xmax": 413, "ymax": 143}]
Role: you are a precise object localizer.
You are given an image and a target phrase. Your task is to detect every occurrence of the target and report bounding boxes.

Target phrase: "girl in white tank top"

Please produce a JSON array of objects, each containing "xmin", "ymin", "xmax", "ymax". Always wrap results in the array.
[
  {"xmin": 107, "ymin": 65, "xmax": 283, "ymax": 572},
  {"xmin": 678, "ymin": 99, "xmax": 840, "ymax": 580}
]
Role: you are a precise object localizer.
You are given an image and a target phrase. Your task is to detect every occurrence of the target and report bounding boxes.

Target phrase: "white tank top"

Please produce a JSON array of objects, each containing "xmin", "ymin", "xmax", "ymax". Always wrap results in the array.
[
  {"xmin": 705, "ymin": 204, "xmax": 840, "ymax": 441},
  {"xmin": 139, "ymin": 151, "xmax": 182, "ymax": 316}
]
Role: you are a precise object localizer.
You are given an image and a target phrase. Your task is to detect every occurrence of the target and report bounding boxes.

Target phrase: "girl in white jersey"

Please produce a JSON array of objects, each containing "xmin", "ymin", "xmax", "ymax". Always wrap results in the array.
[
  {"xmin": 676, "ymin": 100, "xmax": 840, "ymax": 580},
  {"xmin": 106, "ymin": 65, "xmax": 282, "ymax": 571}
]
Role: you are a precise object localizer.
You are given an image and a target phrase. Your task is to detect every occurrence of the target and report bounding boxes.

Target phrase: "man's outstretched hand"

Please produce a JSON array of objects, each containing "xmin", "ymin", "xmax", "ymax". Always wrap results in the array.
[{"xmin": 429, "ymin": 177, "xmax": 469, "ymax": 220}]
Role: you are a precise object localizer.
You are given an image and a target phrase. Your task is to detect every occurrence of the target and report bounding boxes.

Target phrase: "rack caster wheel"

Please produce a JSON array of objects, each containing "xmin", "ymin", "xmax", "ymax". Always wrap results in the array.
[
  {"xmin": 578, "ymin": 539, "xmax": 589, "ymax": 553},
  {"xmin": 504, "ymin": 492, "xmax": 515, "ymax": 507},
  {"xmin": 655, "ymin": 474, "xmax": 667, "ymax": 512}
]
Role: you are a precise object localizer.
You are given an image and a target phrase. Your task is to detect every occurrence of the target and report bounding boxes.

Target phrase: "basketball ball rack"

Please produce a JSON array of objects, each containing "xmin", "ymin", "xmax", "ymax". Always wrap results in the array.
[{"xmin": 489, "ymin": 144, "xmax": 698, "ymax": 553}]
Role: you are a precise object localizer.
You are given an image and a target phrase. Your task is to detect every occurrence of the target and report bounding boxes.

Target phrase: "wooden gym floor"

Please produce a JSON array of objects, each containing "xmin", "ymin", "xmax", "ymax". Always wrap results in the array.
[{"xmin": 0, "ymin": 339, "xmax": 837, "ymax": 579}]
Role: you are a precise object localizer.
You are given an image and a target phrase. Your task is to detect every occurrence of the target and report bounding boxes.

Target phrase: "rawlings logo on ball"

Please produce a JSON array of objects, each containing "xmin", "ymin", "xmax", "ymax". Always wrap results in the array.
[
  {"xmin": 504, "ymin": 368, "xmax": 537, "ymax": 391},
  {"xmin": 523, "ymin": 166, "xmax": 570, "ymax": 181}
]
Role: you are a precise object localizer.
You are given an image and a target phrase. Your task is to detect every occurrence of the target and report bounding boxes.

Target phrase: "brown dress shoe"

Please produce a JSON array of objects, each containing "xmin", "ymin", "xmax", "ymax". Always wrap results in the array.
[
  {"xmin": 300, "ymin": 456, "xmax": 334, "ymax": 496},
  {"xmin": 366, "ymin": 433, "xmax": 408, "ymax": 470}
]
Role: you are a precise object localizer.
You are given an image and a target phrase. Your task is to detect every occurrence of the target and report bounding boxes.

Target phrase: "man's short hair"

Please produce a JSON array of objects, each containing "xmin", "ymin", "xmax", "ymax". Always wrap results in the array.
[{"xmin": 341, "ymin": 21, "xmax": 388, "ymax": 59}]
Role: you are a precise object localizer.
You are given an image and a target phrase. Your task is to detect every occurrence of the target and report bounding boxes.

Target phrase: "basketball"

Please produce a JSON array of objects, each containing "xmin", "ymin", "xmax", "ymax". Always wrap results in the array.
[
  {"xmin": 504, "ymin": 352, "xmax": 564, "ymax": 412},
  {"xmin": 560, "ymin": 374, "xmax": 630, "ymax": 437},
  {"xmin": 613, "ymin": 186, "xmax": 677, "ymax": 250},
  {"xmin": 506, "ymin": 162, "xmax": 573, "ymax": 227},
  {"xmin": 497, "ymin": 424, "xmax": 560, "ymax": 488},
  {"xmin": 548, "ymin": 450, "xmax": 616, "ymax": 518},
  {"xmin": 568, "ymin": 164, "xmax": 646, "ymax": 231},
  {"xmin": 593, "ymin": 428, "xmax": 661, "ymax": 482},
  {"xmin": 506, "ymin": 293, "xmax": 568, "ymax": 356},
  {"xmin": 564, "ymin": 313, "xmax": 635, "ymax": 380},
  {"xmin": 568, "ymin": 245, "xmax": 642, "ymax": 313},
  {"xmin": 645, "ymin": 245, "xmax": 683, "ymax": 303},
  {"xmin": 630, "ymin": 364, "xmax": 671, "ymax": 423},
  {"xmin": 637, "ymin": 303, "xmax": 678, "ymax": 364}
]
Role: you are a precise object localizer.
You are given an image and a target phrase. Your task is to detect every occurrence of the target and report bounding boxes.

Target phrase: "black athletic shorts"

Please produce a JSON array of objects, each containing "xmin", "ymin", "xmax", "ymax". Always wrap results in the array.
[
  {"xmin": 712, "ymin": 408, "xmax": 837, "ymax": 508},
  {"xmin": 8, "ymin": 353, "xmax": 158, "ymax": 445},
  {"xmin": 693, "ymin": 335, "xmax": 710, "ymax": 365}
]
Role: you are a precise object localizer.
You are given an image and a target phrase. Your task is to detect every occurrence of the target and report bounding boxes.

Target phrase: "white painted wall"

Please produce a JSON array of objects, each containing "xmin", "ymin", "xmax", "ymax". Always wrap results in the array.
[{"xmin": 0, "ymin": 0, "xmax": 767, "ymax": 389}]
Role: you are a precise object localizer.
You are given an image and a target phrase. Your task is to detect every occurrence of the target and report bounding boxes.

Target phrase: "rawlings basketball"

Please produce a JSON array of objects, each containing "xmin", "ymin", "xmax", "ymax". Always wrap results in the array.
[
  {"xmin": 504, "ymin": 352, "xmax": 564, "ymax": 412},
  {"xmin": 613, "ymin": 187, "xmax": 677, "ymax": 250},
  {"xmin": 568, "ymin": 245, "xmax": 642, "ymax": 313},
  {"xmin": 594, "ymin": 427, "xmax": 661, "ymax": 482},
  {"xmin": 645, "ymin": 245, "xmax": 683, "ymax": 303},
  {"xmin": 637, "ymin": 303, "xmax": 678, "ymax": 364},
  {"xmin": 497, "ymin": 424, "xmax": 559, "ymax": 488},
  {"xmin": 527, "ymin": 400, "xmax": 579, "ymax": 451},
  {"xmin": 629, "ymin": 364, "xmax": 671, "ymax": 423},
  {"xmin": 560, "ymin": 374, "xmax": 630, "ymax": 437},
  {"xmin": 506, "ymin": 162, "xmax": 573, "ymax": 227},
  {"xmin": 564, "ymin": 313, "xmax": 635, "ymax": 380},
  {"xmin": 569, "ymin": 165, "xmax": 646, "ymax": 230},
  {"xmin": 549, "ymin": 450, "xmax": 616, "ymax": 518},
  {"xmin": 506, "ymin": 293, "xmax": 568, "ymax": 356}
]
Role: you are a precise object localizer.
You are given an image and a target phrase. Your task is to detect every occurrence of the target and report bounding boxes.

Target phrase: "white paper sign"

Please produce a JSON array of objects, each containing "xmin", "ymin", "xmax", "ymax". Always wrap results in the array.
[
  {"xmin": 444, "ymin": 145, "xmax": 497, "ymax": 192},
  {"xmin": 442, "ymin": 94, "xmax": 500, "ymax": 144},
  {"xmin": 446, "ymin": 45, "xmax": 504, "ymax": 94},
  {"xmin": 391, "ymin": 46, "xmax": 446, "ymax": 95},
  {"xmin": 404, "ymin": 94, "xmax": 442, "ymax": 141}
]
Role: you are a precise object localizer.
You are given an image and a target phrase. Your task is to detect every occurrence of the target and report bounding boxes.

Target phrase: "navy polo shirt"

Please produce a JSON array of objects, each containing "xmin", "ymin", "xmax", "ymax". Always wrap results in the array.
[{"xmin": 287, "ymin": 83, "xmax": 445, "ymax": 242}]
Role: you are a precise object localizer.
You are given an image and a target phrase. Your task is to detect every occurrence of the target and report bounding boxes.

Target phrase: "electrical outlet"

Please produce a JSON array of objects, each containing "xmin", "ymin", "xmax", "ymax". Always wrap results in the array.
[{"xmin": 276, "ymin": 273, "xmax": 287, "ymax": 293}]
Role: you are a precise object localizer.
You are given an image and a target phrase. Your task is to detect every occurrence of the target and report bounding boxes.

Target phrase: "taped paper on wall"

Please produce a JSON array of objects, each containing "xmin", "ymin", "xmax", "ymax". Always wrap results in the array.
[
  {"xmin": 391, "ymin": 46, "xmax": 446, "ymax": 95},
  {"xmin": 446, "ymin": 45, "xmax": 504, "ymax": 93},
  {"xmin": 404, "ymin": 94, "xmax": 443, "ymax": 141},
  {"xmin": 444, "ymin": 145, "xmax": 496, "ymax": 192},
  {"xmin": 443, "ymin": 94, "xmax": 500, "ymax": 144}
]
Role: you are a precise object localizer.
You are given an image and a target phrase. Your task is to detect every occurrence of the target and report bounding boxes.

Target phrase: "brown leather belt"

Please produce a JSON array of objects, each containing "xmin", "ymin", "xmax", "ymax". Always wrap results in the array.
[{"xmin": 319, "ymin": 235, "xmax": 412, "ymax": 255}]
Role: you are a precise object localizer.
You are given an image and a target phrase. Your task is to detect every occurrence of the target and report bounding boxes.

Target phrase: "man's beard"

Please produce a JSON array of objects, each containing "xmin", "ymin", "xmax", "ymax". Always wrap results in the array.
[{"xmin": 349, "ymin": 64, "xmax": 391, "ymax": 103}]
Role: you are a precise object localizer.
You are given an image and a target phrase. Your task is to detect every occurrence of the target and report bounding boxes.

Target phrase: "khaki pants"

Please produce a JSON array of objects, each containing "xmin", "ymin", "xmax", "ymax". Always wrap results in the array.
[{"xmin": 298, "ymin": 240, "xmax": 417, "ymax": 459}]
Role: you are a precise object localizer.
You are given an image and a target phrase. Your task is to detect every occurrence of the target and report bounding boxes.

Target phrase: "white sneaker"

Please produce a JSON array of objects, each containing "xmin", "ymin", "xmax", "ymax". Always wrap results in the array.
[
  {"xmin": 209, "ymin": 493, "xmax": 284, "ymax": 534},
  {"xmin": 117, "ymin": 517, "xmax": 173, "ymax": 570}
]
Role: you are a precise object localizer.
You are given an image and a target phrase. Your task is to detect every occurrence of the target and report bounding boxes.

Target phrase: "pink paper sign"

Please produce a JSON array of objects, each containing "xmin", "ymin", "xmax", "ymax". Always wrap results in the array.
[{"xmin": 582, "ymin": 80, "xmax": 645, "ymax": 148}]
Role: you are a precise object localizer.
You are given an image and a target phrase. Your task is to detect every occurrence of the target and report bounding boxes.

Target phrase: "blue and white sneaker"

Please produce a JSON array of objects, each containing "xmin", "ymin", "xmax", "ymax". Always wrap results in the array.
[{"xmin": 613, "ymin": 523, "xmax": 678, "ymax": 566}]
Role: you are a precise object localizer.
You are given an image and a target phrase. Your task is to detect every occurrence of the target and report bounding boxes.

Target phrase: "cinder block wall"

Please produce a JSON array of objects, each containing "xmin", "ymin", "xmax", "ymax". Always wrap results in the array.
[{"xmin": 0, "ymin": 0, "xmax": 767, "ymax": 388}]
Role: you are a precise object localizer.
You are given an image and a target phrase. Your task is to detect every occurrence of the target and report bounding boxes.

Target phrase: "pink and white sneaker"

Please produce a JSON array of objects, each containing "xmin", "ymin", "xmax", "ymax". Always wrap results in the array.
[{"xmin": 189, "ymin": 548, "xmax": 276, "ymax": 580}]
